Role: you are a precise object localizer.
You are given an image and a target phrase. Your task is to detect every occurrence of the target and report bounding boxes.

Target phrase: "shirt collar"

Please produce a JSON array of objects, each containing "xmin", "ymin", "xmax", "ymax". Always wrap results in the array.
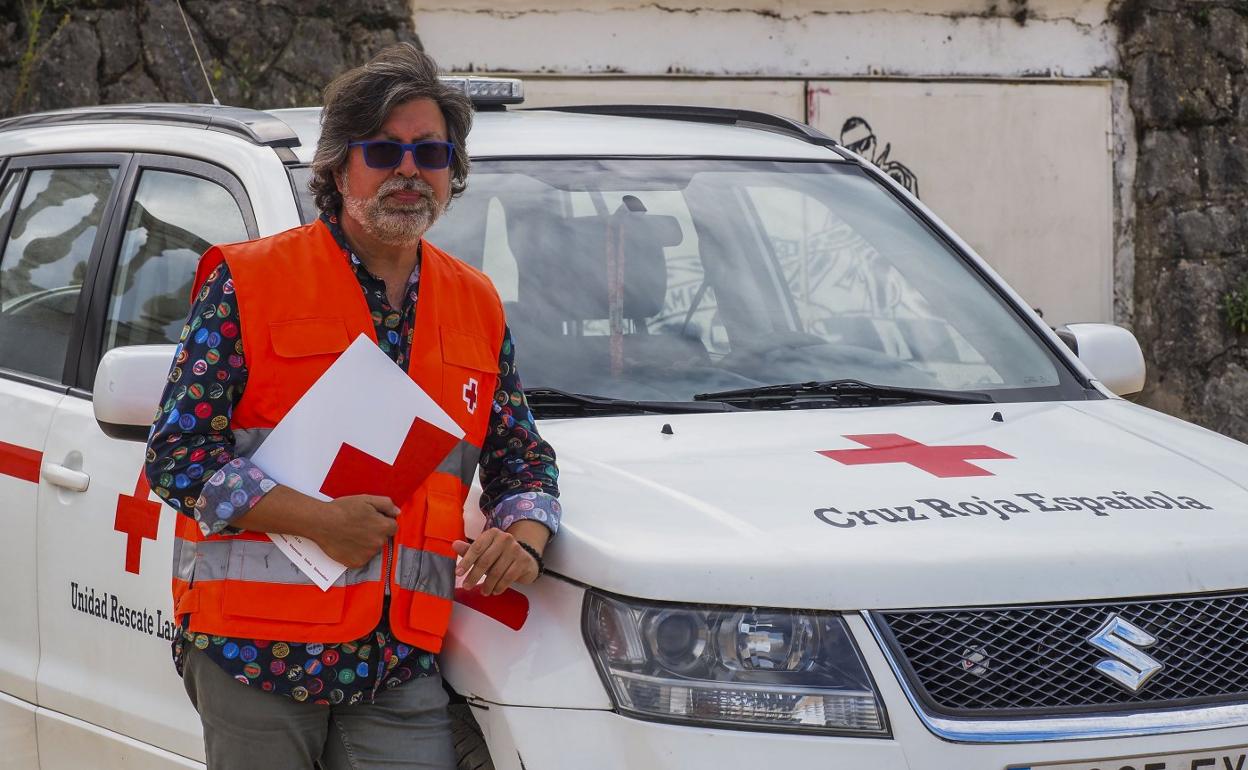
[{"xmin": 320, "ymin": 210, "xmax": 421, "ymax": 287}]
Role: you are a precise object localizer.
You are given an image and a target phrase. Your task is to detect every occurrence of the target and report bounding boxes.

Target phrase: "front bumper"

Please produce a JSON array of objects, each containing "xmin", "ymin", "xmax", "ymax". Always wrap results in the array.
[
  {"xmin": 447, "ymin": 579, "xmax": 1248, "ymax": 769},
  {"xmin": 474, "ymin": 701, "xmax": 1248, "ymax": 770},
  {"xmin": 474, "ymin": 704, "xmax": 910, "ymax": 769},
  {"xmin": 470, "ymin": 612, "xmax": 1248, "ymax": 770}
]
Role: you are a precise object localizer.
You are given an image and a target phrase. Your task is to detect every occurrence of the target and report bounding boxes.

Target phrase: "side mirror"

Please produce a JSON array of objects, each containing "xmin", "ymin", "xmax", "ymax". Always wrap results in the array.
[
  {"xmin": 94, "ymin": 344, "xmax": 177, "ymax": 441},
  {"xmin": 1057, "ymin": 323, "xmax": 1146, "ymax": 397}
]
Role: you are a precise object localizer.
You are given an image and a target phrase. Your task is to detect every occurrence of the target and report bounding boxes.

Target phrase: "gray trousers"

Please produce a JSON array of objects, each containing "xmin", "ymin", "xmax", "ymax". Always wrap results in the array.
[{"xmin": 182, "ymin": 646, "xmax": 456, "ymax": 770}]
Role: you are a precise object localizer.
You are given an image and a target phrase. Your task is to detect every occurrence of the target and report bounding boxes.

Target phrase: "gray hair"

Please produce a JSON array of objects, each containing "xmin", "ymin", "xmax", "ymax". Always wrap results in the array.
[{"xmin": 310, "ymin": 43, "xmax": 474, "ymax": 214}]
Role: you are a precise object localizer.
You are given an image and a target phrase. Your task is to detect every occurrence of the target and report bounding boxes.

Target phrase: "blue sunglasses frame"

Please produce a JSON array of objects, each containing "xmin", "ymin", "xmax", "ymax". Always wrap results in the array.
[{"xmin": 348, "ymin": 140, "xmax": 456, "ymax": 170}]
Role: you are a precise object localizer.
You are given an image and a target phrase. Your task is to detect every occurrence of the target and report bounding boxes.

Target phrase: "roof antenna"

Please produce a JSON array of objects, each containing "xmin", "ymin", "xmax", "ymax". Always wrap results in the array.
[{"xmin": 174, "ymin": 0, "xmax": 220, "ymax": 106}]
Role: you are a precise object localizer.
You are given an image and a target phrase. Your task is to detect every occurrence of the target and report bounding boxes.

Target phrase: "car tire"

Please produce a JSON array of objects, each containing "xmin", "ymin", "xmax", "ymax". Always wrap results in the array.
[{"xmin": 451, "ymin": 703, "xmax": 495, "ymax": 770}]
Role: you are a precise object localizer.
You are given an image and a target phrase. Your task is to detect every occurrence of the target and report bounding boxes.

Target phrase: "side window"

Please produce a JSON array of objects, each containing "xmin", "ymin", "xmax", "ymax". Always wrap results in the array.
[
  {"xmin": 286, "ymin": 166, "xmax": 317, "ymax": 225},
  {"xmin": 0, "ymin": 172, "xmax": 18, "ymax": 234},
  {"xmin": 0, "ymin": 166, "xmax": 117, "ymax": 380},
  {"xmin": 104, "ymin": 169, "xmax": 248, "ymax": 349}
]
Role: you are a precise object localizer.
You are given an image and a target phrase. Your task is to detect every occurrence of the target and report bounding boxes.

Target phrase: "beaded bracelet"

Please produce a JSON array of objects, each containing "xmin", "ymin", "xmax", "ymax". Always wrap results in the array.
[{"xmin": 516, "ymin": 540, "xmax": 545, "ymax": 577}]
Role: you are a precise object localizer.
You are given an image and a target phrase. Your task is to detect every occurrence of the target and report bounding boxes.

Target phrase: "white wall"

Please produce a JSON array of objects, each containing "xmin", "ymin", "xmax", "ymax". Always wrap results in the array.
[
  {"xmin": 808, "ymin": 79, "xmax": 1115, "ymax": 325},
  {"xmin": 415, "ymin": 0, "xmax": 1125, "ymax": 325}
]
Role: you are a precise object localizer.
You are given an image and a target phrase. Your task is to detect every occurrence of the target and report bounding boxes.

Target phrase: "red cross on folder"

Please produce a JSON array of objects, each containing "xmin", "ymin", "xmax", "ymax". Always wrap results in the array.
[
  {"xmin": 251, "ymin": 335, "xmax": 469, "ymax": 590},
  {"xmin": 818, "ymin": 433, "xmax": 1015, "ymax": 478},
  {"xmin": 320, "ymin": 413, "xmax": 461, "ymax": 503}
]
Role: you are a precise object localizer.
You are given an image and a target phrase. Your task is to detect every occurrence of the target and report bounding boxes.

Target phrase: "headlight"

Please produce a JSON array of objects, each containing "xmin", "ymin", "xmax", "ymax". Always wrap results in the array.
[{"xmin": 583, "ymin": 591, "xmax": 888, "ymax": 735}]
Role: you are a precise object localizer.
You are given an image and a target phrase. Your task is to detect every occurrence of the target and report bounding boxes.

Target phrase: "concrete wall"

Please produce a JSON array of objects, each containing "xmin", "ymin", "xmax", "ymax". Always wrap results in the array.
[
  {"xmin": 808, "ymin": 79, "xmax": 1115, "ymax": 326},
  {"xmin": 415, "ymin": 0, "xmax": 1126, "ymax": 327},
  {"xmin": 414, "ymin": 0, "xmax": 1116, "ymax": 78}
]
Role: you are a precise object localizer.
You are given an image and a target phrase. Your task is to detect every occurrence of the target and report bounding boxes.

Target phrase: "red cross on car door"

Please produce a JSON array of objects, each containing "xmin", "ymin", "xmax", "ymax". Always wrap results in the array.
[{"xmin": 33, "ymin": 154, "xmax": 260, "ymax": 767}]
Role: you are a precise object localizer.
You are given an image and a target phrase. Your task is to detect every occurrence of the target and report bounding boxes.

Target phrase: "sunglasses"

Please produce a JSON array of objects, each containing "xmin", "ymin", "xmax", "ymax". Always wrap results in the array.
[{"xmin": 348, "ymin": 140, "xmax": 456, "ymax": 170}]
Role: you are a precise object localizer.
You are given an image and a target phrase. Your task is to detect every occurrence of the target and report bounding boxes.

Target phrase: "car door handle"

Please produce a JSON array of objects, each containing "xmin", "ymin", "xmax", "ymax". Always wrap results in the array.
[{"xmin": 42, "ymin": 463, "xmax": 91, "ymax": 492}]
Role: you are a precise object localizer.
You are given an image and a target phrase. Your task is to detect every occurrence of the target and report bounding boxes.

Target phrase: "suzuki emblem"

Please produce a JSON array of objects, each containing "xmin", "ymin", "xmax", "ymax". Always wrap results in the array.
[{"xmin": 1086, "ymin": 614, "xmax": 1163, "ymax": 693}]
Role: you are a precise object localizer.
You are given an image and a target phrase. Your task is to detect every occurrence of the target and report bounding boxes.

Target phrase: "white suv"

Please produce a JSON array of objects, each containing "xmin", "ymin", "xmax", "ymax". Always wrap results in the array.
[{"xmin": 2, "ymin": 81, "xmax": 1248, "ymax": 770}]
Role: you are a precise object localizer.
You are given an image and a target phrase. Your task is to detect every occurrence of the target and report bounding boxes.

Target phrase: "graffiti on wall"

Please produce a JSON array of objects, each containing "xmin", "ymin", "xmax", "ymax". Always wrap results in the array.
[{"xmin": 839, "ymin": 117, "xmax": 920, "ymax": 198}]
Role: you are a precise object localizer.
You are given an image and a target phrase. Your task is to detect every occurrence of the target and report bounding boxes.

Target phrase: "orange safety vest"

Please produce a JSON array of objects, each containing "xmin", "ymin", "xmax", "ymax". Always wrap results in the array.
[{"xmin": 170, "ymin": 219, "xmax": 504, "ymax": 653}]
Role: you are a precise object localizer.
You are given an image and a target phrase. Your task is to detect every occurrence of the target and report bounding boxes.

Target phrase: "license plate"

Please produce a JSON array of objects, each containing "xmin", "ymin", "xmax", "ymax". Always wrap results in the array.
[{"xmin": 1011, "ymin": 746, "xmax": 1248, "ymax": 770}]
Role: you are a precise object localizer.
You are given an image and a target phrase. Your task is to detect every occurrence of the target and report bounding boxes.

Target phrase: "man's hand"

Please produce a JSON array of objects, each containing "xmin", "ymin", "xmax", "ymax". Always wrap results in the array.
[
  {"xmin": 312, "ymin": 495, "xmax": 400, "ymax": 569},
  {"xmin": 230, "ymin": 486, "xmax": 399, "ymax": 569},
  {"xmin": 453, "ymin": 522, "xmax": 548, "ymax": 596}
]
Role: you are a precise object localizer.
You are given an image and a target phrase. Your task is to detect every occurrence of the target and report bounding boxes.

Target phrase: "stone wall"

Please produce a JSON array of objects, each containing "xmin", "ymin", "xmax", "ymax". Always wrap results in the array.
[
  {"xmin": 0, "ymin": 0, "xmax": 421, "ymax": 118},
  {"xmin": 1116, "ymin": 0, "xmax": 1248, "ymax": 438}
]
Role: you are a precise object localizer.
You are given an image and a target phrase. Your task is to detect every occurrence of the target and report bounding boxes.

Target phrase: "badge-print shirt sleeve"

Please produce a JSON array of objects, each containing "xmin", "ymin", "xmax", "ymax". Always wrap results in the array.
[
  {"xmin": 477, "ymin": 327, "xmax": 562, "ymax": 536},
  {"xmin": 145, "ymin": 262, "xmax": 277, "ymax": 536}
]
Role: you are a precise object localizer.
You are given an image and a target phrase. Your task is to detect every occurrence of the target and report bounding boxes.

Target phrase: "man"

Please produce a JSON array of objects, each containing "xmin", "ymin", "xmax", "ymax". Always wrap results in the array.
[{"xmin": 145, "ymin": 43, "xmax": 561, "ymax": 769}]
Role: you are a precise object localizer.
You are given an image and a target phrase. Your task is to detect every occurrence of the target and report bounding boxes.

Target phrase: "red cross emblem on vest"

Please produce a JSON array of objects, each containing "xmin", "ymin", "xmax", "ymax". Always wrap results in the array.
[
  {"xmin": 817, "ymin": 433, "xmax": 1015, "ymax": 478},
  {"xmin": 463, "ymin": 378, "xmax": 479, "ymax": 414}
]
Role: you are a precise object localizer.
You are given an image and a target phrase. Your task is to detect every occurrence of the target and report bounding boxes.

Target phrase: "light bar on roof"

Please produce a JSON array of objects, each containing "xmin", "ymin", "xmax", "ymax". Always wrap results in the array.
[{"xmin": 440, "ymin": 76, "xmax": 525, "ymax": 106}]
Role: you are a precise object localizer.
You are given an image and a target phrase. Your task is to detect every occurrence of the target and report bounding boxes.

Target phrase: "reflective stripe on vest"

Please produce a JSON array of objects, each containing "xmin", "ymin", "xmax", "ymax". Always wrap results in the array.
[
  {"xmin": 232, "ymin": 427, "xmax": 272, "ymax": 460},
  {"xmin": 436, "ymin": 439, "xmax": 482, "ymax": 488},
  {"xmin": 174, "ymin": 537, "xmax": 382, "ymax": 586},
  {"xmin": 394, "ymin": 545, "xmax": 456, "ymax": 601},
  {"xmin": 172, "ymin": 220, "xmax": 505, "ymax": 650}
]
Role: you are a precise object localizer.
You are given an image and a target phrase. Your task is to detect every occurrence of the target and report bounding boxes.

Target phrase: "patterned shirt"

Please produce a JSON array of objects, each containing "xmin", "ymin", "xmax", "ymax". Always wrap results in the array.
[{"xmin": 146, "ymin": 212, "xmax": 561, "ymax": 704}]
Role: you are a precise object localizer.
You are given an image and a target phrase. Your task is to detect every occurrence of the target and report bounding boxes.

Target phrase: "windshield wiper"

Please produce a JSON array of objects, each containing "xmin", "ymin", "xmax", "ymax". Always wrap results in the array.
[
  {"xmin": 525, "ymin": 387, "xmax": 740, "ymax": 419},
  {"xmin": 692, "ymin": 379, "xmax": 993, "ymax": 407}
]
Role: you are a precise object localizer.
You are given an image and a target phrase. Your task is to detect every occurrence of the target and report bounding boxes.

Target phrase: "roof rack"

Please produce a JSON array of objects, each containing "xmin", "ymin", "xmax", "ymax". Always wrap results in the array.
[
  {"xmin": 0, "ymin": 104, "xmax": 301, "ymax": 148},
  {"xmin": 537, "ymin": 104, "xmax": 840, "ymax": 149}
]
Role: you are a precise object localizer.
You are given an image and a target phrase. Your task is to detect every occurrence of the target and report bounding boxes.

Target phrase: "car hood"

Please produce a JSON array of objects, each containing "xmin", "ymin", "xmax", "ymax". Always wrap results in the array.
[{"xmin": 531, "ymin": 399, "xmax": 1248, "ymax": 610}]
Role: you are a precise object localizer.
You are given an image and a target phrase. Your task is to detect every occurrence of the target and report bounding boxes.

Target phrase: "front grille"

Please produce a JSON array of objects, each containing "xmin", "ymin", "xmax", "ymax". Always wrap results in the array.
[{"xmin": 872, "ymin": 592, "xmax": 1248, "ymax": 717}]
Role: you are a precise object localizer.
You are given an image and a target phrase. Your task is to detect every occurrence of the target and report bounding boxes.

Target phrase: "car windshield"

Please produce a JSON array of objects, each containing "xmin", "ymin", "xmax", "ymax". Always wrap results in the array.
[{"xmin": 296, "ymin": 159, "xmax": 1084, "ymax": 405}]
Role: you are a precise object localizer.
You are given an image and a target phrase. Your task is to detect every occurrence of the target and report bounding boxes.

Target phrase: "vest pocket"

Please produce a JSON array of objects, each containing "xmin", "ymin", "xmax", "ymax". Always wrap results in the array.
[
  {"xmin": 440, "ymin": 328, "xmax": 499, "ymax": 372},
  {"xmin": 220, "ymin": 539, "xmax": 347, "ymax": 623},
  {"xmin": 424, "ymin": 487, "xmax": 467, "ymax": 548},
  {"xmin": 439, "ymin": 327, "xmax": 499, "ymax": 429},
  {"xmin": 270, "ymin": 317, "xmax": 352, "ymax": 357},
  {"xmin": 408, "ymin": 582, "xmax": 454, "ymax": 632},
  {"xmin": 399, "ymin": 489, "xmax": 460, "ymax": 632},
  {"xmin": 222, "ymin": 581, "xmax": 346, "ymax": 623}
]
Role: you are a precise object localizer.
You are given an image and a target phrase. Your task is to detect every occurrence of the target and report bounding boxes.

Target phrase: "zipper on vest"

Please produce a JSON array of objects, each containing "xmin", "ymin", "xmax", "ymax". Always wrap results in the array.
[{"xmin": 383, "ymin": 537, "xmax": 393, "ymax": 597}]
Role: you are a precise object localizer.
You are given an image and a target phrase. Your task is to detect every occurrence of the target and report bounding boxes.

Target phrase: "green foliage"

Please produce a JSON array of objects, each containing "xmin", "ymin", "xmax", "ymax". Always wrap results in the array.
[
  {"xmin": 1176, "ymin": 100, "xmax": 1205, "ymax": 128},
  {"xmin": 1221, "ymin": 278, "xmax": 1248, "ymax": 334},
  {"xmin": 12, "ymin": 0, "xmax": 71, "ymax": 113}
]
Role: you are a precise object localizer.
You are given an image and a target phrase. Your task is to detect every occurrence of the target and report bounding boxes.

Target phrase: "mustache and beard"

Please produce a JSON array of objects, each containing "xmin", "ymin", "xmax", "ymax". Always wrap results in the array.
[{"xmin": 340, "ymin": 173, "xmax": 446, "ymax": 246}]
